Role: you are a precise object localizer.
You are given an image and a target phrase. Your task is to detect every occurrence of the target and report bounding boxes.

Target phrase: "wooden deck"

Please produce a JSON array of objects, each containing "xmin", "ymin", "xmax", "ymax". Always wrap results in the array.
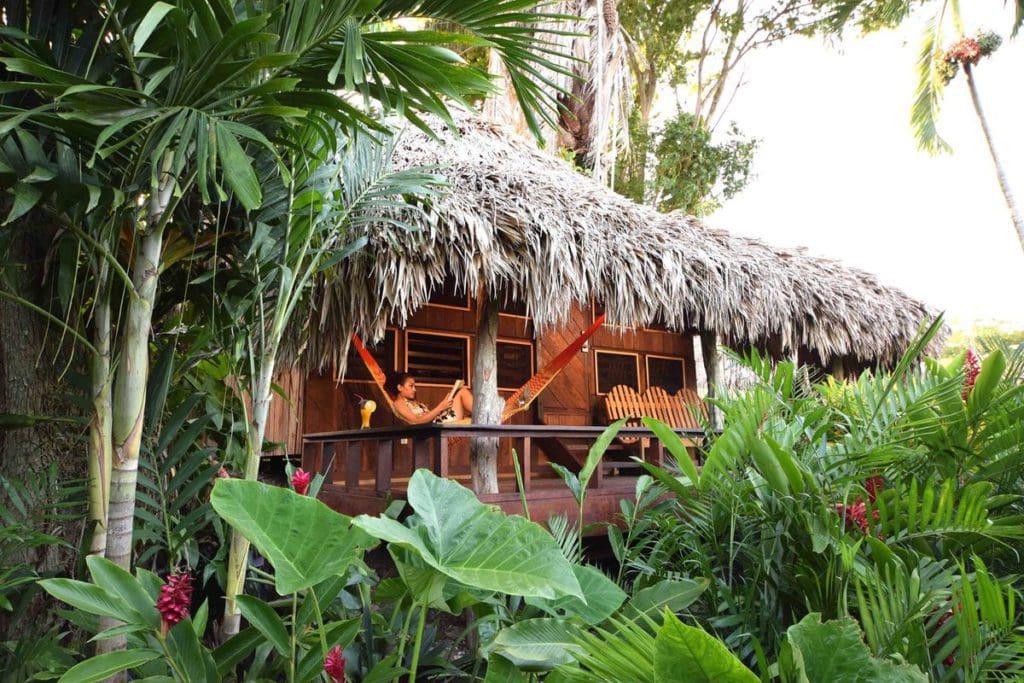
[{"xmin": 302, "ymin": 424, "xmax": 706, "ymax": 532}]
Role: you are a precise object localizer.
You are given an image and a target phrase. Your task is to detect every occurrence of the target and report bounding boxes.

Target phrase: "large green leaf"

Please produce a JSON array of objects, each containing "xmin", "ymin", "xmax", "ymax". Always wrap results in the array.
[
  {"xmin": 782, "ymin": 614, "xmax": 928, "ymax": 683},
  {"xmin": 215, "ymin": 123, "xmax": 262, "ymax": 211},
  {"xmin": 484, "ymin": 653, "xmax": 532, "ymax": 683},
  {"xmin": 642, "ymin": 417, "xmax": 700, "ymax": 485},
  {"xmin": 654, "ymin": 610, "xmax": 758, "ymax": 683},
  {"xmin": 86, "ymin": 555, "xmax": 160, "ymax": 630},
  {"xmin": 235, "ymin": 595, "xmax": 289, "ymax": 656},
  {"xmin": 628, "ymin": 578, "xmax": 709, "ymax": 616},
  {"xmin": 210, "ymin": 479, "xmax": 372, "ymax": 594},
  {"xmin": 132, "ymin": 2, "xmax": 178, "ymax": 55},
  {"xmin": 353, "ymin": 469, "xmax": 582, "ymax": 600},
  {"xmin": 488, "ymin": 618, "xmax": 584, "ymax": 670},
  {"xmin": 527, "ymin": 564, "xmax": 626, "ymax": 625},
  {"xmin": 58, "ymin": 649, "xmax": 161, "ymax": 683},
  {"xmin": 212, "ymin": 628, "xmax": 263, "ymax": 678},
  {"xmin": 39, "ymin": 578, "xmax": 141, "ymax": 624}
]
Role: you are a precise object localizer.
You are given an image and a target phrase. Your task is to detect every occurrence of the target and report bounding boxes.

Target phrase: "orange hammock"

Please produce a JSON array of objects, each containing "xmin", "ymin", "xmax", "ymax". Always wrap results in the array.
[{"xmin": 350, "ymin": 313, "xmax": 606, "ymax": 425}]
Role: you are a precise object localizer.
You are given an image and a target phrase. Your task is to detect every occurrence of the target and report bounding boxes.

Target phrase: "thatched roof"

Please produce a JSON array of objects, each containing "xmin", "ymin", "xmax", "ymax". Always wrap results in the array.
[{"xmin": 303, "ymin": 115, "xmax": 939, "ymax": 372}]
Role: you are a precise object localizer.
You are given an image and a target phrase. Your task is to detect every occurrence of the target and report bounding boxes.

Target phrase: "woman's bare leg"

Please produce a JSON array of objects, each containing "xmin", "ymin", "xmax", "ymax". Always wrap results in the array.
[{"xmin": 453, "ymin": 388, "xmax": 474, "ymax": 419}]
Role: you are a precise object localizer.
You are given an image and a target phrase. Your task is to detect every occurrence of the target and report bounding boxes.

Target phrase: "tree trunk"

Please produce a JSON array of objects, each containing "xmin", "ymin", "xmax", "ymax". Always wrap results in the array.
[
  {"xmin": 219, "ymin": 350, "xmax": 277, "ymax": 641},
  {"xmin": 87, "ymin": 265, "xmax": 112, "ymax": 557},
  {"xmin": 963, "ymin": 64, "xmax": 1024, "ymax": 254},
  {"xmin": 699, "ymin": 330, "xmax": 720, "ymax": 430},
  {"xmin": 0, "ymin": 224, "xmax": 81, "ymax": 635},
  {"xmin": 471, "ymin": 292, "xmax": 501, "ymax": 494},
  {"xmin": 99, "ymin": 177, "xmax": 171, "ymax": 665}
]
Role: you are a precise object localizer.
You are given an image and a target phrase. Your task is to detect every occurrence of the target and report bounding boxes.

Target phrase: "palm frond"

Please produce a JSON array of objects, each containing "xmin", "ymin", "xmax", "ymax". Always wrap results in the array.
[
  {"xmin": 911, "ymin": 15, "xmax": 951, "ymax": 154},
  {"xmin": 932, "ymin": 557, "xmax": 1024, "ymax": 680},
  {"xmin": 873, "ymin": 479, "xmax": 1024, "ymax": 549},
  {"xmin": 546, "ymin": 513, "xmax": 582, "ymax": 565},
  {"xmin": 555, "ymin": 614, "xmax": 657, "ymax": 683},
  {"xmin": 855, "ymin": 555, "xmax": 950, "ymax": 665}
]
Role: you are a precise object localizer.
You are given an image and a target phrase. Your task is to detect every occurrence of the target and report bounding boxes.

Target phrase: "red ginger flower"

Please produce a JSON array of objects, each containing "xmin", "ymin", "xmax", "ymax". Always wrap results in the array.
[
  {"xmin": 865, "ymin": 475, "xmax": 885, "ymax": 504},
  {"xmin": 963, "ymin": 349, "xmax": 981, "ymax": 399},
  {"xmin": 836, "ymin": 500, "xmax": 870, "ymax": 534},
  {"xmin": 324, "ymin": 645, "xmax": 346, "ymax": 683},
  {"xmin": 291, "ymin": 468, "xmax": 311, "ymax": 496},
  {"xmin": 157, "ymin": 569, "xmax": 192, "ymax": 630}
]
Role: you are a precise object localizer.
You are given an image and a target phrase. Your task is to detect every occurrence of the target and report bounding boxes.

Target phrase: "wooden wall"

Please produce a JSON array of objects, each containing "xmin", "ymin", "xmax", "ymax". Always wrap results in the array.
[{"xmin": 264, "ymin": 297, "xmax": 699, "ymax": 483}]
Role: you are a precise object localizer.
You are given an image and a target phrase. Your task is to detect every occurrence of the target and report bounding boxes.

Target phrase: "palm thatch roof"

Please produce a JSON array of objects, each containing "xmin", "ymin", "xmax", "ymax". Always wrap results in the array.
[{"xmin": 303, "ymin": 115, "xmax": 939, "ymax": 373}]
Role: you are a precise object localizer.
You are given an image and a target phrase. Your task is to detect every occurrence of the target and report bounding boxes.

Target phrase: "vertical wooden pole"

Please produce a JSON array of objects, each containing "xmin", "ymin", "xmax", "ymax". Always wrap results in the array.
[
  {"xmin": 700, "ymin": 330, "xmax": 720, "ymax": 430},
  {"xmin": 471, "ymin": 290, "xmax": 501, "ymax": 494},
  {"xmin": 521, "ymin": 436, "xmax": 532, "ymax": 492}
]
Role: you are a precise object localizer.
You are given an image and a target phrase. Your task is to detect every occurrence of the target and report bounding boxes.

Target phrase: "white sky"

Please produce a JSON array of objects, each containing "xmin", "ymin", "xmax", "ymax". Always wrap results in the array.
[{"xmin": 689, "ymin": 4, "xmax": 1024, "ymax": 327}]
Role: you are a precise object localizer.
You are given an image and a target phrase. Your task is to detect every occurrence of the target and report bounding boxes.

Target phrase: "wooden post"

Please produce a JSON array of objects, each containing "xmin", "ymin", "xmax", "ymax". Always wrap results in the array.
[
  {"xmin": 521, "ymin": 436, "xmax": 532, "ymax": 492},
  {"xmin": 471, "ymin": 291, "xmax": 502, "ymax": 494},
  {"xmin": 374, "ymin": 440, "xmax": 391, "ymax": 494},
  {"xmin": 700, "ymin": 330, "xmax": 721, "ymax": 430}
]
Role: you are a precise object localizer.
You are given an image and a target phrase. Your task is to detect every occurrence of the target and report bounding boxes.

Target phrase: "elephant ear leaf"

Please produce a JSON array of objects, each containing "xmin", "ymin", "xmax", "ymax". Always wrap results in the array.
[
  {"xmin": 654, "ymin": 609, "xmax": 758, "ymax": 683},
  {"xmin": 782, "ymin": 613, "xmax": 927, "ymax": 683},
  {"xmin": 211, "ymin": 479, "xmax": 372, "ymax": 594},
  {"xmin": 355, "ymin": 469, "xmax": 582, "ymax": 600}
]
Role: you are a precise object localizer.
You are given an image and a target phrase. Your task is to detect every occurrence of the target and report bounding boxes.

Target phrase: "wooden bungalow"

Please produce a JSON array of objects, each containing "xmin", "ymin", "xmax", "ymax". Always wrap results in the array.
[{"xmin": 265, "ymin": 115, "xmax": 940, "ymax": 527}]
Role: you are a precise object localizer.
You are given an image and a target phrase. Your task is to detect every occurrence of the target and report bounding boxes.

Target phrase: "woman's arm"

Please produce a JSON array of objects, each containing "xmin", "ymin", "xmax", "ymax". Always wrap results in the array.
[{"xmin": 393, "ymin": 395, "xmax": 454, "ymax": 425}]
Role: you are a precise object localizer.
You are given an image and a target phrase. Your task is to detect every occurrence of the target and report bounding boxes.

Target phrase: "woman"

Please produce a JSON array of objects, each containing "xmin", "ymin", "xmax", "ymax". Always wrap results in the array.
[{"xmin": 384, "ymin": 372, "xmax": 474, "ymax": 425}]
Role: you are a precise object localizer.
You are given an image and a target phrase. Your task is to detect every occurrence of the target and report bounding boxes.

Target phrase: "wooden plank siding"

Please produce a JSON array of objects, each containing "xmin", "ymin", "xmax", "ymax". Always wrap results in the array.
[{"xmin": 264, "ymin": 298, "xmax": 700, "ymax": 490}]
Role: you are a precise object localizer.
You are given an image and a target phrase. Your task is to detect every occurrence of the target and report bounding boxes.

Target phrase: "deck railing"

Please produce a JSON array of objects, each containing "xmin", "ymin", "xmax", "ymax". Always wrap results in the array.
[{"xmin": 301, "ymin": 423, "xmax": 708, "ymax": 495}]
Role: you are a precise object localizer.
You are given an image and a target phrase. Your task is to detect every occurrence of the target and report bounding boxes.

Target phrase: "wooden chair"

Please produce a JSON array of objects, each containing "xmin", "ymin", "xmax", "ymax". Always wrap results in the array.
[
  {"xmin": 602, "ymin": 385, "xmax": 708, "ymax": 432},
  {"xmin": 600, "ymin": 385, "xmax": 708, "ymax": 473}
]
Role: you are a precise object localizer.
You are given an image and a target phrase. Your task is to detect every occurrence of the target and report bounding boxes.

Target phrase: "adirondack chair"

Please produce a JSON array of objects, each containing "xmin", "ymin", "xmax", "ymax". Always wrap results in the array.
[
  {"xmin": 602, "ymin": 385, "xmax": 707, "ymax": 432},
  {"xmin": 600, "ymin": 385, "xmax": 708, "ymax": 472}
]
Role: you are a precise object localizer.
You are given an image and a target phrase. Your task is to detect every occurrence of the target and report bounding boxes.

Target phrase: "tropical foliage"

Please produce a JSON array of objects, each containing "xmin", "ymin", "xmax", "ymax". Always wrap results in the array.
[
  {"xmin": 2, "ymin": 2, "xmax": 1023, "ymax": 682},
  {"xmin": 1, "ymin": 0, "xmax": 571, "ymax": 650},
  {"xmin": 30, "ymin": 324, "xmax": 1024, "ymax": 680}
]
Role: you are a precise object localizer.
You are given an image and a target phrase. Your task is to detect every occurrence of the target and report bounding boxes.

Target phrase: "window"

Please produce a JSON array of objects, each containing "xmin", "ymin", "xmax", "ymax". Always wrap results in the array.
[
  {"xmin": 647, "ymin": 355, "xmax": 685, "ymax": 394},
  {"xmin": 427, "ymin": 273, "xmax": 470, "ymax": 309},
  {"xmin": 499, "ymin": 298, "xmax": 529, "ymax": 317},
  {"xmin": 497, "ymin": 340, "xmax": 534, "ymax": 390},
  {"xmin": 494, "ymin": 284, "xmax": 529, "ymax": 317},
  {"xmin": 344, "ymin": 329, "xmax": 396, "ymax": 382},
  {"xmin": 406, "ymin": 331, "xmax": 470, "ymax": 386},
  {"xmin": 595, "ymin": 350, "xmax": 640, "ymax": 394}
]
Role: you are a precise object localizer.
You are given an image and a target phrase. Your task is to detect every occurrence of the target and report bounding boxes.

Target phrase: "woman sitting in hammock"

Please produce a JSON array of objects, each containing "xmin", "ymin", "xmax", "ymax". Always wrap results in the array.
[{"xmin": 385, "ymin": 372, "xmax": 474, "ymax": 425}]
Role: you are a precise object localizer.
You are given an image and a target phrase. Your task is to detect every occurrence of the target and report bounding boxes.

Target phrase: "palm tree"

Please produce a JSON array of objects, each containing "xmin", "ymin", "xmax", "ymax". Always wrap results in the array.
[
  {"xmin": 960, "ymin": 52, "xmax": 1024, "ymax": 251},
  {"xmin": 829, "ymin": 0, "xmax": 1024, "ymax": 253},
  {"xmin": 2, "ymin": 0, "xmax": 570, "ymax": 654}
]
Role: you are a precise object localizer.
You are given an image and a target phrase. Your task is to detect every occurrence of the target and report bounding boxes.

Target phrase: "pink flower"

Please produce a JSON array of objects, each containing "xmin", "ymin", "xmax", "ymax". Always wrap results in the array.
[
  {"xmin": 962, "ymin": 349, "xmax": 980, "ymax": 400},
  {"xmin": 291, "ymin": 468, "xmax": 311, "ymax": 496},
  {"xmin": 324, "ymin": 645, "xmax": 346, "ymax": 683},
  {"xmin": 157, "ymin": 569, "xmax": 192, "ymax": 630},
  {"xmin": 217, "ymin": 467, "xmax": 230, "ymax": 479}
]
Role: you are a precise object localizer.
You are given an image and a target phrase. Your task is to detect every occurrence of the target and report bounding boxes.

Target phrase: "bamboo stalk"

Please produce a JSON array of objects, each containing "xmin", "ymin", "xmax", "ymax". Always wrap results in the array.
[
  {"xmin": 87, "ymin": 263, "xmax": 113, "ymax": 558},
  {"xmin": 98, "ymin": 162, "xmax": 173, "ymax": 666},
  {"xmin": 220, "ymin": 351, "xmax": 278, "ymax": 640}
]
